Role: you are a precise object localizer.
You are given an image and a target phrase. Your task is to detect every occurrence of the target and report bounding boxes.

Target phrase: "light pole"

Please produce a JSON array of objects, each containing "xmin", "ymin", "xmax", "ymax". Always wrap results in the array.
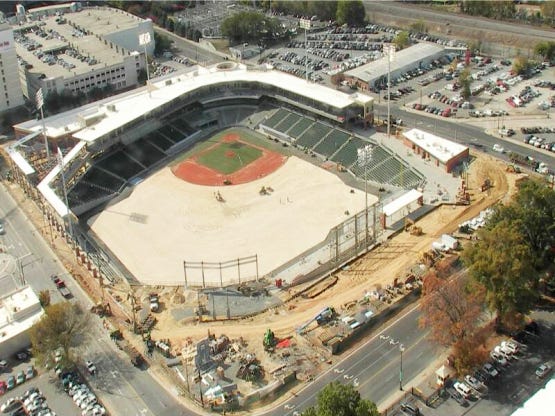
[
  {"xmin": 300, "ymin": 19, "xmax": 312, "ymax": 83},
  {"xmin": 139, "ymin": 32, "xmax": 152, "ymax": 97},
  {"xmin": 386, "ymin": 44, "xmax": 396, "ymax": 139},
  {"xmin": 399, "ymin": 343, "xmax": 405, "ymax": 391}
]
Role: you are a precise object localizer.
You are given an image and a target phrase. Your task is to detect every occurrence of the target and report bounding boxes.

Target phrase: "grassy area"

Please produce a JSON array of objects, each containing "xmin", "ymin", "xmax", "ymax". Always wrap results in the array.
[{"xmin": 197, "ymin": 141, "xmax": 262, "ymax": 174}]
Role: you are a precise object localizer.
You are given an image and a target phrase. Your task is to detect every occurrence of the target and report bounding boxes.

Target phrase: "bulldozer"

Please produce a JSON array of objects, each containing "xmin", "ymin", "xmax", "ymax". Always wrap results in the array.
[
  {"xmin": 404, "ymin": 218, "xmax": 423, "ymax": 236},
  {"xmin": 481, "ymin": 178, "xmax": 492, "ymax": 192}
]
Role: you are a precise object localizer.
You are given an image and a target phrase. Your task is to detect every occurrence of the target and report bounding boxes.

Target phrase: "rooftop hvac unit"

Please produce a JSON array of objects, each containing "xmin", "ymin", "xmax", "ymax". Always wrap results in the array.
[
  {"xmin": 107, "ymin": 104, "xmax": 116, "ymax": 112},
  {"xmin": 165, "ymin": 80, "xmax": 172, "ymax": 86}
]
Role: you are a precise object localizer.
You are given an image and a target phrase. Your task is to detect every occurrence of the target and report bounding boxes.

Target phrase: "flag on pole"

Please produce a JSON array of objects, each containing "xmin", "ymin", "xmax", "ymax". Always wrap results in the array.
[
  {"xmin": 139, "ymin": 32, "xmax": 151, "ymax": 46},
  {"xmin": 36, "ymin": 88, "xmax": 44, "ymax": 109}
]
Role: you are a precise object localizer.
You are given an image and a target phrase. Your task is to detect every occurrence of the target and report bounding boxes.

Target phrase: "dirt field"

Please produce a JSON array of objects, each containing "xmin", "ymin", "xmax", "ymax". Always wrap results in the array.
[{"xmin": 88, "ymin": 156, "xmax": 375, "ymax": 286}]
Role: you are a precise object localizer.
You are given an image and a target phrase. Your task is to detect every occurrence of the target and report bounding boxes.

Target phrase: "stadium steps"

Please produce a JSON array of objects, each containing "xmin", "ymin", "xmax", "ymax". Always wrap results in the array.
[
  {"xmin": 83, "ymin": 166, "xmax": 126, "ymax": 190},
  {"xmin": 96, "ymin": 152, "xmax": 144, "ymax": 180},
  {"xmin": 145, "ymin": 133, "xmax": 173, "ymax": 152},
  {"xmin": 309, "ymin": 128, "xmax": 335, "ymax": 153}
]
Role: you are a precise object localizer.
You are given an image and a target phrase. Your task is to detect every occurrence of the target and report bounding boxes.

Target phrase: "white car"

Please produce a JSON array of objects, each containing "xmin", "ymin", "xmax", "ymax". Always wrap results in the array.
[
  {"xmin": 490, "ymin": 351, "xmax": 508, "ymax": 366},
  {"xmin": 85, "ymin": 360, "xmax": 97, "ymax": 375},
  {"xmin": 494, "ymin": 346, "xmax": 514, "ymax": 361},
  {"xmin": 500, "ymin": 340, "xmax": 519, "ymax": 355},
  {"xmin": 464, "ymin": 375, "xmax": 482, "ymax": 391},
  {"xmin": 454, "ymin": 381, "xmax": 472, "ymax": 399},
  {"xmin": 492, "ymin": 144, "xmax": 504, "ymax": 153}
]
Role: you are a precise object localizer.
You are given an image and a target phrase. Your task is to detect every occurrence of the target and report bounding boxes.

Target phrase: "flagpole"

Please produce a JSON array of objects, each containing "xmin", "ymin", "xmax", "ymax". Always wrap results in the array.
[{"xmin": 36, "ymin": 88, "xmax": 49, "ymax": 159}]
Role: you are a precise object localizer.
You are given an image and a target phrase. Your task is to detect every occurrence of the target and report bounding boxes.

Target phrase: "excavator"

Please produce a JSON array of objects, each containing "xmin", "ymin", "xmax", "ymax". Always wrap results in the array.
[{"xmin": 404, "ymin": 218, "xmax": 423, "ymax": 236}]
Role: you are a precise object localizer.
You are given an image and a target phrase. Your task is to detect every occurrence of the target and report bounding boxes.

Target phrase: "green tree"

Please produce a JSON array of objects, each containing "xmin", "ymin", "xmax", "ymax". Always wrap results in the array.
[
  {"xmin": 393, "ymin": 31, "xmax": 410, "ymax": 50},
  {"xmin": 491, "ymin": 180, "xmax": 555, "ymax": 268},
  {"xmin": 336, "ymin": 0, "xmax": 366, "ymax": 27},
  {"xmin": 221, "ymin": 11, "xmax": 281, "ymax": 44},
  {"xmin": 512, "ymin": 55, "xmax": 533, "ymax": 75},
  {"xmin": 302, "ymin": 382, "xmax": 379, "ymax": 416},
  {"xmin": 29, "ymin": 302, "xmax": 90, "ymax": 368},
  {"xmin": 463, "ymin": 220, "xmax": 538, "ymax": 321},
  {"xmin": 410, "ymin": 19, "xmax": 428, "ymax": 33},
  {"xmin": 540, "ymin": 1, "xmax": 555, "ymax": 26},
  {"xmin": 534, "ymin": 41, "xmax": 555, "ymax": 61},
  {"xmin": 154, "ymin": 32, "xmax": 172, "ymax": 56},
  {"xmin": 458, "ymin": 68, "xmax": 472, "ymax": 100},
  {"xmin": 38, "ymin": 290, "xmax": 51, "ymax": 308}
]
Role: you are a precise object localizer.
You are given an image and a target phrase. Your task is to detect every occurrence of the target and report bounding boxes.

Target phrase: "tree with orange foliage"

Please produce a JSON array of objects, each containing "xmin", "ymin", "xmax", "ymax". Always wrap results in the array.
[{"xmin": 419, "ymin": 270, "xmax": 485, "ymax": 347}]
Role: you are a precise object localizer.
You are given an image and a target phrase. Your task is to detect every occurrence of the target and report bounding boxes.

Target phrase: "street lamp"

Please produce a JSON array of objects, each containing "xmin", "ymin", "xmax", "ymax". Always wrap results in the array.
[{"xmin": 399, "ymin": 343, "xmax": 405, "ymax": 391}]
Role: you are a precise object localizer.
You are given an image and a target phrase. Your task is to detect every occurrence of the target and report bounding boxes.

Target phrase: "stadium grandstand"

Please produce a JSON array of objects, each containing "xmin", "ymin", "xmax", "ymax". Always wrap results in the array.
[
  {"xmin": 259, "ymin": 107, "xmax": 423, "ymax": 189},
  {"xmin": 6, "ymin": 62, "xmax": 427, "ymax": 287}
]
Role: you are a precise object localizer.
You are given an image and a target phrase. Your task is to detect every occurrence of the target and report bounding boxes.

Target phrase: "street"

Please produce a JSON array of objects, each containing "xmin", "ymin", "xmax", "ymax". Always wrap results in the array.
[{"xmin": 266, "ymin": 304, "xmax": 435, "ymax": 416}]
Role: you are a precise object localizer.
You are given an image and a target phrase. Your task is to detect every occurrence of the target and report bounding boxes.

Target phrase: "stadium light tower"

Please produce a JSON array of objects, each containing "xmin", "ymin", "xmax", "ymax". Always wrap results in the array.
[
  {"xmin": 299, "ymin": 18, "xmax": 312, "ymax": 83},
  {"xmin": 386, "ymin": 44, "xmax": 396, "ymax": 139},
  {"xmin": 139, "ymin": 32, "xmax": 152, "ymax": 96}
]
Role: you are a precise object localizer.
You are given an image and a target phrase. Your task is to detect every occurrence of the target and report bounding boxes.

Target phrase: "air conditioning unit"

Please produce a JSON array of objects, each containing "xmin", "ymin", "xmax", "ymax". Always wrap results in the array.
[{"xmin": 107, "ymin": 104, "xmax": 116, "ymax": 112}]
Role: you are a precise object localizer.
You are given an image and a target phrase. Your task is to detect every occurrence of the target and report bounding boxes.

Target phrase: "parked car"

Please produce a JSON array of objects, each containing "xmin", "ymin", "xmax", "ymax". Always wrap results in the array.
[
  {"xmin": 15, "ymin": 371, "xmax": 26, "ymax": 385},
  {"xmin": 490, "ymin": 351, "xmax": 508, "ymax": 366},
  {"xmin": 85, "ymin": 360, "xmax": 96, "ymax": 376},
  {"xmin": 500, "ymin": 340, "xmax": 519, "ymax": 355},
  {"xmin": 482, "ymin": 363, "xmax": 499, "ymax": 378},
  {"xmin": 25, "ymin": 365, "xmax": 35, "ymax": 380},
  {"xmin": 464, "ymin": 374, "xmax": 483, "ymax": 391},
  {"xmin": 6, "ymin": 375, "xmax": 16, "ymax": 390},
  {"xmin": 447, "ymin": 386, "xmax": 468, "ymax": 406},
  {"xmin": 454, "ymin": 381, "xmax": 472, "ymax": 399},
  {"xmin": 399, "ymin": 403, "xmax": 420, "ymax": 415},
  {"xmin": 535, "ymin": 363, "xmax": 551, "ymax": 379},
  {"xmin": 492, "ymin": 144, "xmax": 505, "ymax": 153}
]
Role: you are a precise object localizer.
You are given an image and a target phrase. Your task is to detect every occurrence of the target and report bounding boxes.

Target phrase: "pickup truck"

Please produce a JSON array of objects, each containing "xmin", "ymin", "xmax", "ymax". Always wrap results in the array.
[{"xmin": 51, "ymin": 274, "xmax": 72, "ymax": 298}]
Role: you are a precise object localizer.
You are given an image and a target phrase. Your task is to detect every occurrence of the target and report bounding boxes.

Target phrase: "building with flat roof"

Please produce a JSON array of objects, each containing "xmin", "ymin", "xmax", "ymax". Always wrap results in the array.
[
  {"xmin": 344, "ymin": 43, "xmax": 446, "ymax": 91},
  {"xmin": 0, "ymin": 253, "xmax": 44, "ymax": 357},
  {"xmin": 402, "ymin": 128, "xmax": 469, "ymax": 173},
  {"xmin": 11, "ymin": 3, "xmax": 153, "ymax": 100},
  {"xmin": 0, "ymin": 23, "xmax": 24, "ymax": 112}
]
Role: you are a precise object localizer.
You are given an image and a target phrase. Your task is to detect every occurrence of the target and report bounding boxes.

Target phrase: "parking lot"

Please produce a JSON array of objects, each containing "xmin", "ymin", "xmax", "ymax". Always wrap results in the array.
[
  {"xmin": 387, "ymin": 311, "xmax": 554, "ymax": 416},
  {"xmin": 1, "ymin": 358, "xmax": 83, "ymax": 416}
]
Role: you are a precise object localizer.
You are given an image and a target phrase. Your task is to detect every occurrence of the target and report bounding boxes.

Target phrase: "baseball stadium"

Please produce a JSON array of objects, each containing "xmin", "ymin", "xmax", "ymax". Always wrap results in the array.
[{"xmin": 8, "ymin": 63, "xmax": 425, "ymax": 288}]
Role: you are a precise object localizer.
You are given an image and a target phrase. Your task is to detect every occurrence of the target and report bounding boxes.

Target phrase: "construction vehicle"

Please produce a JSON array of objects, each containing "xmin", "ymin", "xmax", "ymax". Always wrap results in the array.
[
  {"xmin": 506, "ymin": 164, "xmax": 521, "ymax": 174},
  {"xmin": 263, "ymin": 328, "xmax": 276, "ymax": 352},
  {"xmin": 149, "ymin": 293, "xmax": 159, "ymax": 312},
  {"xmin": 296, "ymin": 306, "xmax": 336, "ymax": 334},
  {"xmin": 90, "ymin": 302, "xmax": 112, "ymax": 317},
  {"xmin": 404, "ymin": 218, "xmax": 423, "ymax": 235},
  {"xmin": 481, "ymin": 178, "xmax": 491, "ymax": 192}
]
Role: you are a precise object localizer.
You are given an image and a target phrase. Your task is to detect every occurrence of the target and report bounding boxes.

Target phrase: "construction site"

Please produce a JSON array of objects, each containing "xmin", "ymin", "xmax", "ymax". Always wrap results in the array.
[{"xmin": 62, "ymin": 149, "xmax": 522, "ymax": 410}]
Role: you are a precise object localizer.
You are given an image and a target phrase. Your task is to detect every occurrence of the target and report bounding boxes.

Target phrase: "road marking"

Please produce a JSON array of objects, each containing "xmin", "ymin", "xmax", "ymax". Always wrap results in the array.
[{"xmin": 277, "ymin": 304, "xmax": 422, "ymax": 413}]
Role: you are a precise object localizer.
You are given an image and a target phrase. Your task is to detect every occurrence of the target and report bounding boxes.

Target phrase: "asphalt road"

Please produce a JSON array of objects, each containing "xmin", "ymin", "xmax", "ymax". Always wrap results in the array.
[
  {"xmin": 375, "ymin": 102, "xmax": 555, "ymax": 172},
  {"xmin": 268, "ymin": 304, "xmax": 435, "ymax": 416},
  {"xmin": 0, "ymin": 182, "xmax": 187, "ymax": 416}
]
